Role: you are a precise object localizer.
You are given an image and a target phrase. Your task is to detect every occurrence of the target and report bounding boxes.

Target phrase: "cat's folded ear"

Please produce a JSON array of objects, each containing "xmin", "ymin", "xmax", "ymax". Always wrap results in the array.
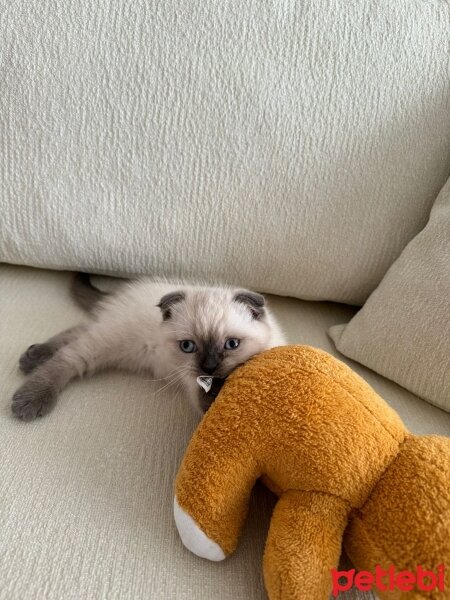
[
  {"xmin": 233, "ymin": 291, "xmax": 265, "ymax": 319},
  {"xmin": 157, "ymin": 291, "xmax": 185, "ymax": 320}
]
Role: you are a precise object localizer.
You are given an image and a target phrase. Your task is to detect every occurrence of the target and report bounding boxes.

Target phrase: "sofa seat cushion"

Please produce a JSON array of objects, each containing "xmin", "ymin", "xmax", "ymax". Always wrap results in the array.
[{"xmin": 1, "ymin": 264, "xmax": 448, "ymax": 599}]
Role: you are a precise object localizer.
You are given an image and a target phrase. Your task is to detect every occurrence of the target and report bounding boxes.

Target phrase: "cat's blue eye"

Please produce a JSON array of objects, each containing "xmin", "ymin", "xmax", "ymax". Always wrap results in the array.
[
  {"xmin": 179, "ymin": 340, "xmax": 197, "ymax": 353},
  {"xmin": 224, "ymin": 338, "xmax": 240, "ymax": 350}
]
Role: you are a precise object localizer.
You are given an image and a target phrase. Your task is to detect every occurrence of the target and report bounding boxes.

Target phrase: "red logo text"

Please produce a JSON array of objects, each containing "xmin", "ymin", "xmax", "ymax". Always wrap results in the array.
[{"xmin": 331, "ymin": 565, "xmax": 446, "ymax": 596}]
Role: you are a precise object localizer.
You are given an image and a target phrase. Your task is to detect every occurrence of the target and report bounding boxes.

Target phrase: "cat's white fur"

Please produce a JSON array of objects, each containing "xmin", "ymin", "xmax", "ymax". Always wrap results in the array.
[{"xmin": 12, "ymin": 278, "xmax": 286, "ymax": 420}]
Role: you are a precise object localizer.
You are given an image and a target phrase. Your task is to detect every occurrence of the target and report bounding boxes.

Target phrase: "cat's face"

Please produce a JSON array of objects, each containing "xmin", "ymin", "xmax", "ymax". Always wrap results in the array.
[{"xmin": 157, "ymin": 287, "xmax": 276, "ymax": 411}]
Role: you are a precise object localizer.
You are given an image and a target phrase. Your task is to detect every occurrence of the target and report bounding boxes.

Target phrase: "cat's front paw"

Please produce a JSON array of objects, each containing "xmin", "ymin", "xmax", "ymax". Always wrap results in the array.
[
  {"xmin": 19, "ymin": 344, "xmax": 54, "ymax": 374},
  {"xmin": 12, "ymin": 378, "xmax": 57, "ymax": 421}
]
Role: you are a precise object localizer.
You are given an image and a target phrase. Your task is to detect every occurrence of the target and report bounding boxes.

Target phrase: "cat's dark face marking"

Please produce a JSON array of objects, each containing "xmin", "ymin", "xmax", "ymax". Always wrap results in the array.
[{"xmin": 198, "ymin": 338, "xmax": 222, "ymax": 375}]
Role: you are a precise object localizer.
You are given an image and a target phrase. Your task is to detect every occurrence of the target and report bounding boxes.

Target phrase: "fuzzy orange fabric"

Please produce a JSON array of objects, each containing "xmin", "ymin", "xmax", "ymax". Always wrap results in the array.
[{"xmin": 175, "ymin": 345, "xmax": 450, "ymax": 599}]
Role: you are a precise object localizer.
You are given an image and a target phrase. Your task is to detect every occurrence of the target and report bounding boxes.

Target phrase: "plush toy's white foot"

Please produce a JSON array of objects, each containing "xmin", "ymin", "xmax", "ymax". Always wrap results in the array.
[{"xmin": 173, "ymin": 496, "xmax": 226, "ymax": 561}]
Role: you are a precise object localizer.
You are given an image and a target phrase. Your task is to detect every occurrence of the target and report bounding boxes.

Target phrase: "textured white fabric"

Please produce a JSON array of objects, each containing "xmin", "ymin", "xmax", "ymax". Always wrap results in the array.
[
  {"xmin": 329, "ymin": 177, "xmax": 450, "ymax": 413},
  {"xmin": 1, "ymin": 2, "xmax": 450, "ymax": 304},
  {"xmin": 1, "ymin": 264, "xmax": 449, "ymax": 599}
]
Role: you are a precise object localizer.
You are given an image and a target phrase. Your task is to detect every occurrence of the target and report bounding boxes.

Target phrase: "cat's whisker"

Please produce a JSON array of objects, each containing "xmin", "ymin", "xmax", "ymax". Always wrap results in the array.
[
  {"xmin": 155, "ymin": 371, "xmax": 190, "ymax": 395},
  {"xmin": 156, "ymin": 365, "xmax": 190, "ymax": 380},
  {"xmin": 144, "ymin": 365, "xmax": 191, "ymax": 383}
]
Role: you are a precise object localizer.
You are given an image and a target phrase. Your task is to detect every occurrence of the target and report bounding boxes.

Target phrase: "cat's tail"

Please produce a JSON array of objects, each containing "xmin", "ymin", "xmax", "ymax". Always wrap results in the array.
[{"xmin": 71, "ymin": 272, "xmax": 109, "ymax": 312}]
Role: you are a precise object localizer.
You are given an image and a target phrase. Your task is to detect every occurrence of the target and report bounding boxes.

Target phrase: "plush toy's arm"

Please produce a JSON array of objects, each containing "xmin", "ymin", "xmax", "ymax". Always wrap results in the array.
[
  {"xmin": 174, "ymin": 496, "xmax": 227, "ymax": 561},
  {"xmin": 174, "ymin": 411, "xmax": 259, "ymax": 560}
]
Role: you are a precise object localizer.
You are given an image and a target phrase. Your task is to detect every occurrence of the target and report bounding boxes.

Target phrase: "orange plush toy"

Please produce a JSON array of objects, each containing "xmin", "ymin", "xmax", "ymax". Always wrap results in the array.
[{"xmin": 174, "ymin": 346, "xmax": 450, "ymax": 600}]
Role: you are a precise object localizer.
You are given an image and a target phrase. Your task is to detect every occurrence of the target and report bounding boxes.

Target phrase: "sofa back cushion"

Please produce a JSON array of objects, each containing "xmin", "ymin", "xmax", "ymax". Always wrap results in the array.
[
  {"xmin": 329, "ymin": 176, "xmax": 450, "ymax": 412},
  {"xmin": 1, "ymin": 2, "xmax": 449, "ymax": 303}
]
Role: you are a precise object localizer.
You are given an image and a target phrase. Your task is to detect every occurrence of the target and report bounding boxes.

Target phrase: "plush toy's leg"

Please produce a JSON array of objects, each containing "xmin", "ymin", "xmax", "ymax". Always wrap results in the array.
[
  {"xmin": 263, "ymin": 490, "xmax": 350, "ymax": 600},
  {"xmin": 345, "ymin": 435, "xmax": 450, "ymax": 599}
]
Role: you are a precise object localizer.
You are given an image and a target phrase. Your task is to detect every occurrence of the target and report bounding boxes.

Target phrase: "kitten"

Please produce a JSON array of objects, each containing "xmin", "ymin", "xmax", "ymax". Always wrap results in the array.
[{"xmin": 11, "ymin": 274, "xmax": 286, "ymax": 420}]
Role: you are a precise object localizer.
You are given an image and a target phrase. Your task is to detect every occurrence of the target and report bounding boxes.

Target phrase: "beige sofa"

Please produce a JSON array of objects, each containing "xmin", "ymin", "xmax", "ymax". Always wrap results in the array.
[
  {"xmin": 1, "ymin": 2, "xmax": 450, "ymax": 599},
  {"xmin": 1, "ymin": 264, "xmax": 449, "ymax": 600}
]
